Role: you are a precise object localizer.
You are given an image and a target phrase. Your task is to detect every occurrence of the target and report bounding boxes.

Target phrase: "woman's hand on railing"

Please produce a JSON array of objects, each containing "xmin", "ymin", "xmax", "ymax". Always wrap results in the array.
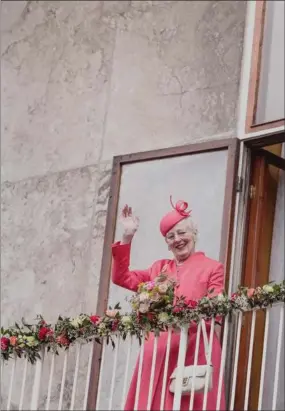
[{"xmin": 120, "ymin": 204, "xmax": 140, "ymax": 244}]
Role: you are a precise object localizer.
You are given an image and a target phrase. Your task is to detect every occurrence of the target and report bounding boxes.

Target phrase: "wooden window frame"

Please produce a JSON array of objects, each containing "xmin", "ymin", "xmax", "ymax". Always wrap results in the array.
[
  {"xmin": 233, "ymin": 132, "xmax": 284, "ymax": 410},
  {"xmin": 87, "ymin": 138, "xmax": 240, "ymax": 409},
  {"xmin": 243, "ymin": 129, "xmax": 285, "ymax": 148},
  {"xmin": 246, "ymin": 0, "xmax": 285, "ymax": 133}
]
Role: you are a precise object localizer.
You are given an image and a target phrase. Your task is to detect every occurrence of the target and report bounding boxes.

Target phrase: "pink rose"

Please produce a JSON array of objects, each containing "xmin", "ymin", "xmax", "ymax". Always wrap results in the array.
[
  {"xmin": 247, "ymin": 288, "xmax": 255, "ymax": 298},
  {"xmin": 105, "ymin": 309, "xmax": 119, "ymax": 318},
  {"xmin": 231, "ymin": 293, "xmax": 237, "ymax": 300},
  {"xmin": 145, "ymin": 281, "xmax": 155, "ymax": 291},
  {"xmin": 90, "ymin": 315, "xmax": 100, "ymax": 324},
  {"xmin": 56, "ymin": 335, "xmax": 70, "ymax": 346}
]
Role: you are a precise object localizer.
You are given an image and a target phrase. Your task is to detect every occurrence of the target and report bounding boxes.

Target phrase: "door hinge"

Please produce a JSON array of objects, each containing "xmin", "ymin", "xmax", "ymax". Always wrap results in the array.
[
  {"xmin": 249, "ymin": 185, "xmax": 256, "ymax": 199},
  {"xmin": 236, "ymin": 176, "xmax": 243, "ymax": 192}
]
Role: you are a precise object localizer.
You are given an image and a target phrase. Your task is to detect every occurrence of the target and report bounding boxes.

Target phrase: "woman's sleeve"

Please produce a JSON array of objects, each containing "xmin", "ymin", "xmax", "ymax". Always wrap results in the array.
[
  {"xmin": 112, "ymin": 242, "xmax": 151, "ymax": 292},
  {"xmin": 207, "ymin": 263, "xmax": 225, "ymax": 297}
]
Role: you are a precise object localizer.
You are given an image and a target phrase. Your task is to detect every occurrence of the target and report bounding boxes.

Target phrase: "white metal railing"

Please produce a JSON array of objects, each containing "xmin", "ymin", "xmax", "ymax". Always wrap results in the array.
[{"xmin": 1, "ymin": 303, "xmax": 284, "ymax": 411}]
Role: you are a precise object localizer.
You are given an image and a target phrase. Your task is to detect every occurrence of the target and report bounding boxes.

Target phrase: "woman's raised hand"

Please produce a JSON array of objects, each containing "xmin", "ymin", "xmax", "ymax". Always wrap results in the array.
[{"xmin": 119, "ymin": 205, "xmax": 140, "ymax": 244}]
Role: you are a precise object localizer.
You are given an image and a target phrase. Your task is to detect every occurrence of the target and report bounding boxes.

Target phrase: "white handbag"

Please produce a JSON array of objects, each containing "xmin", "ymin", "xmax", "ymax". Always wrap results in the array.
[{"xmin": 169, "ymin": 320, "xmax": 213, "ymax": 395}]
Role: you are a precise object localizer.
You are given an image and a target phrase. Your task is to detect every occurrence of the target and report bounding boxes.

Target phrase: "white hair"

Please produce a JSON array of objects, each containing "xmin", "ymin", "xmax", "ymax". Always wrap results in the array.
[{"xmin": 173, "ymin": 217, "xmax": 198, "ymax": 244}]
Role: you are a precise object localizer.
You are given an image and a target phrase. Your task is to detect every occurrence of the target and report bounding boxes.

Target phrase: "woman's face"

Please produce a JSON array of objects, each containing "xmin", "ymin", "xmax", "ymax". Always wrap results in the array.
[{"xmin": 165, "ymin": 219, "xmax": 195, "ymax": 262}]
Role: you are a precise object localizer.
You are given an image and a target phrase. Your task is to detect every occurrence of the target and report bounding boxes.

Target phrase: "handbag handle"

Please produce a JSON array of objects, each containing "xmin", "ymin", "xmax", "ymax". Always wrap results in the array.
[{"xmin": 200, "ymin": 320, "xmax": 212, "ymax": 365}]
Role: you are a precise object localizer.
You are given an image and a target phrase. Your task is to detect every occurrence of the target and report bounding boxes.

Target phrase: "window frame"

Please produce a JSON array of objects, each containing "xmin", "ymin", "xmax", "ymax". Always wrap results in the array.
[
  {"xmin": 87, "ymin": 137, "xmax": 240, "ymax": 409},
  {"xmin": 246, "ymin": 0, "xmax": 285, "ymax": 133},
  {"xmin": 225, "ymin": 131, "xmax": 284, "ymax": 409},
  {"xmin": 233, "ymin": 136, "xmax": 284, "ymax": 409}
]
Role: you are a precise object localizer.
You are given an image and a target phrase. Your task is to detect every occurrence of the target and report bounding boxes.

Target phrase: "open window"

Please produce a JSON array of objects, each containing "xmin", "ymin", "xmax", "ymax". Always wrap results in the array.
[
  {"xmin": 234, "ymin": 133, "xmax": 285, "ymax": 410},
  {"xmin": 87, "ymin": 138, "xmax": 240, "ymax": 409}
]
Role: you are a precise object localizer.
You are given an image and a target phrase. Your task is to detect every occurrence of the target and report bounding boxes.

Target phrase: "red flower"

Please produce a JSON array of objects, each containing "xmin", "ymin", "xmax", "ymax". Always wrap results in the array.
[
  {"xmin": 46, "ymin": 329, "xmax": 54, "ymax": 339},
  {"xmin": 1, "ymin": 337, "xmax": 10, "ymax": 351},
  {"xmin": 111, "ymin": 320, "xmax": 119, "ymax": 331},
  {"xmin": 40, "ymin": 320, "xmax": 47, "ymax": 326},
  {"xmin": 173, "ymin": 306, "xmax": 183, "ymax": 314},
  {"xmin": 38, "ymin": 327, "xmax": 50, "ymax": 341},
  {"xmin": 147, "ymin": 313, "xmax": 155, "ymax": 321},
  {"xmin": 56, "ymin": 335, "xmax": 70, "ymax": 346},
  {"xmin": 90, "ymin": 315, "xmax": 100, "ymax": 325},
  {"xmin": 185, "ymin": 299, "xmax": 198, "ymax": 309}
]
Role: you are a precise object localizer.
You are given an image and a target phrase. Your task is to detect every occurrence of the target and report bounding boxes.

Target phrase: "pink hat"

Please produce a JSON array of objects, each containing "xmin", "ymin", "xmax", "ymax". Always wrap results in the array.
[{"xmin": 160, "ymin": 196, "xmax": 192, "ymax": 236}]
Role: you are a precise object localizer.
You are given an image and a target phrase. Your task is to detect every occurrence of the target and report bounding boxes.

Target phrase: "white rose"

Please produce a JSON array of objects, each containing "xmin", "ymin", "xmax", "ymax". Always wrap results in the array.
[
  {"xmin": 263, "ymin": 285, "xmax": 274, "ymax": 293},
  {"xmin": 158, "ymin": 312, "xmax": 169, "ymax": 323},
  {"xmin": 70, "ymin": 317, "xmax": 83, "ymax": 328},
  {"xmin": 25, "ymin": 336, "xmax": 38, "ymax": 347},
  {"xmin": 139, "ymin": 292, "xmax": 149, "ymax": 303},
  {"xmin": 139, "ymin": 303, "xmax": 150, "ymax": 313},
  {"xmin": 151, "ymin": 292, "xmax": 160, "ymax": 302},
  {"xmin": 158, "ymin": 284, "xmax": 168, "ymax": 294},
  {"xmin": 121, "ymin": 315, "xmax": 132, "ymax": 325},
  {"xmin": 98, "ymin": 323, "xmax": 107, "ymax": 332}
]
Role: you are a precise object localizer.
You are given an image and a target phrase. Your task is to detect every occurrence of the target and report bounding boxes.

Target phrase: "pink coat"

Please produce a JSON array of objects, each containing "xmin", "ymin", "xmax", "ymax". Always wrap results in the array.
[{"xmin": 112, "ymin": 242, "xmax": 226, "ymax": 411}]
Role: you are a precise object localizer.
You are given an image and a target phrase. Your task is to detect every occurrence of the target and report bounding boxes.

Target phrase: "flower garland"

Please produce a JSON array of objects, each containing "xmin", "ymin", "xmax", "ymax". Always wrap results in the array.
[{"xmin": 1, "ymin": 279, "xmax": 284, "ymax": 363}]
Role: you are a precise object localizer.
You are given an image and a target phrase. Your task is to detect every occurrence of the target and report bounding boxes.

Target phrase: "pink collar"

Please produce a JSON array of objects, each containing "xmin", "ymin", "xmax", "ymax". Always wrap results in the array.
[{"xmin": 172, "ymin": 251, "xmax": 205, "ymax": 265}]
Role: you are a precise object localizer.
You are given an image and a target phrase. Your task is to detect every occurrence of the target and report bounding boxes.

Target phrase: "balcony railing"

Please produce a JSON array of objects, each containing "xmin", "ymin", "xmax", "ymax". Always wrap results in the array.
[{"xmin": 1, "ymin": 298, "xmax": 284, "ymax": 410}]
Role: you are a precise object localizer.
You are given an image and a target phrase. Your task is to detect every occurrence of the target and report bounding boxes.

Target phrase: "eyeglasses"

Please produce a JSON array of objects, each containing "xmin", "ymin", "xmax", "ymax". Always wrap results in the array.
[{"xmin": 165, "ymin": 231, "xmax": 187, "ymax": 241}]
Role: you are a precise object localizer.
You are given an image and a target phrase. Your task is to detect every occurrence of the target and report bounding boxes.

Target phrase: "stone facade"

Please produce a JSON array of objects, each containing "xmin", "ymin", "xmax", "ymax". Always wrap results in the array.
[
  {"xmin": 1, "ymin": 1, "xmax": 247, "ymax": 408},
  {"xmin": 1, "ymin": 0, "xmax": 246, "ymax": 333}
]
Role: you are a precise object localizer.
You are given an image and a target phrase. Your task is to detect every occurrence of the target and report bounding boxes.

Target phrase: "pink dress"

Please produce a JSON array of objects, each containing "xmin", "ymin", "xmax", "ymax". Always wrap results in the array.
[{"xmin": 112, "ymin": 242, "xmax": 226, "ymax": 411}]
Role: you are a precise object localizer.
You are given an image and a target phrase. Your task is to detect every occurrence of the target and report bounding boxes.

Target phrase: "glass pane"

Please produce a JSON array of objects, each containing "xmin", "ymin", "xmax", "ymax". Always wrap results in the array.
[
  {"xmin": 98, "ymin": 150, "xmax": 228, "ymax": 410},
  {"xmin": 255, "ymin": 1, "xmax": 285, "ymax": 124}
]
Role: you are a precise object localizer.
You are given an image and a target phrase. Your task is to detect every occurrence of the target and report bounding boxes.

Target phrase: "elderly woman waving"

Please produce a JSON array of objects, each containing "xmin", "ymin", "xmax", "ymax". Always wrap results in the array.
[{"xmin": 111, "ymin": 199, "xmax": 225, "ymax": 411}]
